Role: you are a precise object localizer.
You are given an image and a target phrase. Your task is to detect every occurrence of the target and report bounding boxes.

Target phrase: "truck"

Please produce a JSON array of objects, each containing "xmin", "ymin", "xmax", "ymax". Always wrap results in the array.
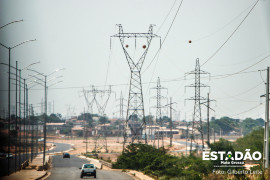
[{"xmin": 79, "ymin": 163, "xmax": 96, "ymax": 178}]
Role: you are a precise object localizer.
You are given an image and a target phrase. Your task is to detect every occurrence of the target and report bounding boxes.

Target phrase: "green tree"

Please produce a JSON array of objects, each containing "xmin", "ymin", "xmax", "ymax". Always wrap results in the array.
[
  {"xmin": 205, "ymin": 116, "xmax": 240, "ymax": 135},
  {"xmin": 240, "ymin": 118, "xmax": 264, "ymax": 135},
  {"xmin": 209, "ymin": 138, "xmax": 244, "ymax": 173},
  {"xmin": 48, "ymin": 113, "xmax": 63, "ymax": 122},
  {"xmin": 99, "ymin": 116, "xmax": 108, "ymax": 124},
  {"xmin": 234, "ymin": 127, "xmax": 264, "ymax": 156},
  {"xmin": 78, "ymin": 112, "xmax": 95, "ymax": 127}
]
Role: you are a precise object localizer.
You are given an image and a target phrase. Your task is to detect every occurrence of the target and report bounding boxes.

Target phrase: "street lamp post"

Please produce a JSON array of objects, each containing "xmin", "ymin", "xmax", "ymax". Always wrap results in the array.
[
  {"xmin": 15, "ymin": 61, "xmax": 18, "ymax": 172},
  {"xmin": 0, "ymin": 39, "xmax": 36, "ymax": 175},
  {"xmin": 6, "ymin": 62, "xmax": 39, "ymax": 174},
  {"xmin": 27, "ymin": 68, "xmax": 64, "ymax": 168}
]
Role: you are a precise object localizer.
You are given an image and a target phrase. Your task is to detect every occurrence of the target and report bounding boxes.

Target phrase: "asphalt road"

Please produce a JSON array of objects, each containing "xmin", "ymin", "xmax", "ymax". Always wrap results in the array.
[
  {"xmin": 47, "ymin": 142, "xmax": 71, "ymax": 154},
  {"xmin": 47, "ymin": 155, "xmax": 133, "ymax": 180}
]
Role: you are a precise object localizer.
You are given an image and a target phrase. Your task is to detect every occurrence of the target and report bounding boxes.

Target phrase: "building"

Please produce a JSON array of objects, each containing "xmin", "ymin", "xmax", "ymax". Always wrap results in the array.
[{"xmin": 71, "ymin": 126, "xmax": 84, "ymax": 136}]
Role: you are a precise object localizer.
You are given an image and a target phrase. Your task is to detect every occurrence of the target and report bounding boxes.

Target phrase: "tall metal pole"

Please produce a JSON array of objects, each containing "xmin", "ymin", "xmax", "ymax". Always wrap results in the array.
[
  {"xmin": 23, "ymin": 79, "xmax": 26, "ymax": 161},
  {"xmin": 26, "ymin": 86, "xmax": 29, "ymax": 160},
  {"xmin": 30, "ymin": 104, "xmax": 33, "ymax": 162},
  {"xmin": 18, "ymin": 70, "xmax": 21, "ymax": 170},
  {"xmin": 186, "ymin": 120, "xmax": 188, "ymax": 156},
  {"xmin": 7, "ymin": 48, "xmax": 11, "ymax": 175},
  {"xmin": 35, "ymin": 114, "xmax": 38, "ymax": 158},
  {"xmin": 264, "ymin": 67, "xmax": 269, "ymax": 168},
  {"xmin": 169, "ymin": 98, "xmax": 173, "ymax": 147},
  {"xmin": 15, "ymin": 61, "xmax": 18, "ymax": 173},
  {"xmin": 207, "ymin": 93, "xmax": 210, "ymax": 144},
  {"xmin": 43, "ymin": 76, "xmax": 47, "ymax": 168}
]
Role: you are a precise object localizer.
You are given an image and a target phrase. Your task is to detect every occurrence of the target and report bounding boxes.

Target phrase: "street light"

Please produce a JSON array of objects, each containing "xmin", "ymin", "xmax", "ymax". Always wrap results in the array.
[
  {"xmin": 26, "ymin": 68, "xmax": 64, "ymax": 168},
  {"xmin": 0, "ymin": 60, "xmax": 40, "ymax": 174}
]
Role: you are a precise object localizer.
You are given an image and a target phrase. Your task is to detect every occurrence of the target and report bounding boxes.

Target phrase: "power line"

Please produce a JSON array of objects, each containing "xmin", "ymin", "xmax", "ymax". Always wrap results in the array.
[
  {"xmin": 156, "ymin": 0, "xmax": 178, "ymax": 34},
  {"xmin": 230, "ymin": 103, "xmax": 262, "ymax": 117},
  {"xmin": 201, "ymin": 0, "xmax": 260, "ymax": 67},
  {"xmin": 0, "ymin": 69, "xmax": 262, "ymax": 92},
  {"xmin": 215, "ymin": 81, "xmax": 263, "ymax": 100},
  {"xmin": 212, "ymin": 54, "xmax": 270, "ymax": 80},
  {"xmin": 142, "ymin": 0, "xmax": 185, "ymax": 74},
  {"xmin": 193, "ymin": 0, "xmax": 257, "ymax": 43}
]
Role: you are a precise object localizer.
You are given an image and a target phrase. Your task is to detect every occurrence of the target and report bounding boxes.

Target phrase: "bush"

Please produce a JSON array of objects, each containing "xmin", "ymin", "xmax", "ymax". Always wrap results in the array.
[{"xmin": 113, "ymin": 143, "xmax": 212, "ymax": 179}]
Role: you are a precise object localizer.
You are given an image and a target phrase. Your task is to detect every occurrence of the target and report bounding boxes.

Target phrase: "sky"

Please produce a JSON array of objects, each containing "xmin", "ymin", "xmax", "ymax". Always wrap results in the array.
[{"xmin": 0, "ymin": 0, "xmax": 270, "ymax": 121}]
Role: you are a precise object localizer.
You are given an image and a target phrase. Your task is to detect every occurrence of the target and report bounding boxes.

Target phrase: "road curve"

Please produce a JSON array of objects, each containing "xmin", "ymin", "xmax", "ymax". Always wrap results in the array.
[{"xmin": 47, "ymin": 155, "xmax": 133, "ymax": 180}]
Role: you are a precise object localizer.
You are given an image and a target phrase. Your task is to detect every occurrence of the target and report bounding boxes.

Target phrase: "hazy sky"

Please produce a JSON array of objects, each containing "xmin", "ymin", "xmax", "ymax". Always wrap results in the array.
[{"xmin": 0, "ymin": 0, "xmax": 270, "ymax": 121}]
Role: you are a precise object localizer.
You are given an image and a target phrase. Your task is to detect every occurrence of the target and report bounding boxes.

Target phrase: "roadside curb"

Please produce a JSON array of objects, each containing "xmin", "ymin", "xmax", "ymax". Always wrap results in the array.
[{"xmin": 35, "ymin": 171, "xmax": 48, "ymax": 180}]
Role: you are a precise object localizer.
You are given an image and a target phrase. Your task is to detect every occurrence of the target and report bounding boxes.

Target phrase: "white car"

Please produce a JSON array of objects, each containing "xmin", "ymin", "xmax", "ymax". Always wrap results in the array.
[{"xmin": 79, "ymin": 163, "xmax": 96, "ymax": 178}]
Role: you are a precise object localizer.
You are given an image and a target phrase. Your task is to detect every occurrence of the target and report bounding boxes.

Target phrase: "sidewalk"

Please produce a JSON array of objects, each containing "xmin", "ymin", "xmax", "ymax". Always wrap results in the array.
[
  {"xmin": 1, "ymin": 170, "xmax": 47, "ymax": 180},
  {"xmin": 1, "ymin": 154, "xmax": 50, "ymax": 180}
]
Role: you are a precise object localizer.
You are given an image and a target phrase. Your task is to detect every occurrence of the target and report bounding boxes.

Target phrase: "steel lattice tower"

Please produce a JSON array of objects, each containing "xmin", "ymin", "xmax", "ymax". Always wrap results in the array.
[
  {"xmin": 185, "ymin": 58, "xmax": 209, "ymax": 151},
  {"xmin": 119, "ymin": 91, "xmax": 124, "ymax": 120},
  {"xmin": 83, "ymin": 85, "xmax": 112, "ymax": 116},
  {"xmin": 83, "ymin": 85, "xmax": 112, "ymax": 152},
  {"xmin": 111, "ymin": 24, "xmax": 160, "ymax": 146},
  {"xmin": 116, "ymin": 91, "xmax": 126, "ymax": 143},
  {"xmin": 156, "ymin": 77, "xmax": 162, "ymax": 122},
  {"xmin": 151, "ymin": 77, "xmax": 167, "ymax": 148}
]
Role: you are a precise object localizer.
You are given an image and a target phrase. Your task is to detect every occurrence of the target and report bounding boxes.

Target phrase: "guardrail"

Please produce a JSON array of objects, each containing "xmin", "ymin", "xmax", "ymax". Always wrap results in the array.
[{"xmin": 99, "ymin": 159, "xmax": 112, "ymax": 168}]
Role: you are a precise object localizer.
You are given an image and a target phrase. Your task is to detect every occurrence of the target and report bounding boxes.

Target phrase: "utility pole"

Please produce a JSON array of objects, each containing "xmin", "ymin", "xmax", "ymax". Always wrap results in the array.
[
  {"xmin": 212, "ymin": 128, "xmax": 215, "ymax": 143},
  {"xmin": 165, "ymin": 98, "xmax": 176, "ymax": 147},
  {"xmin": 185, "ymin": 120, "xmax": 189, "ymax": 156},
  {"xmin": 43, "ymin": 76, "xmax": 47, "ymax": 168},
  {"xmin": 185, "ymin": 58, "xmax": 210, "ymax": 152},
  {"xmin": 170, "ymin": 98, "xmax": 173, "ymax": 147},
  {"xmin": 201, "ymin": 93, "xmax": 215, "ymax": 145},
  {"xmin": 263, "ymin": 67, "xmax": 269, "ymax": 168},
  {"xmin": 84, "ymin": 108, "xmax": 88, "ymax": 154},
  {"xmin": 111, "ymin": 24, "xmax": 160, "ymax": 148},
  {"xmin": 207, "ymin": 94, "xmax": 210, "ymax": 144}
]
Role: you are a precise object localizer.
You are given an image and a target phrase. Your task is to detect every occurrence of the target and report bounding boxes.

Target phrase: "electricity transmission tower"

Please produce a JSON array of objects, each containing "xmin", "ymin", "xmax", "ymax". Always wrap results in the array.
[
  {"xmin": 83, "ymin": 85, "xmax": 112, "ymax": 115},
  {"xmin": 116, "ymin": 91, "xmax": 126, "ymax": 142},
  {"xmin": 151, "ymin": 77, "xmax": 167, "ymax": 148},
  {"xmin": 111, "ymin": 24, "xmax": 160, "ymax": 147},
  {"xmin": 185, "ymin": 58, "xmax": 210, "ymax": 152},
  {"xmin": 118, "ymin": 91, "xmax": 125, "ymax": 120},
  {"xmin": 83, "ymin": 85, "xmax": 112, "ymax": 152}
]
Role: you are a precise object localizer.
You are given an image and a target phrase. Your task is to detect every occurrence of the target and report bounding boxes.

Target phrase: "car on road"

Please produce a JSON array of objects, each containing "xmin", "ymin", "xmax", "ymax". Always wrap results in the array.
[
  {"xmin": 63, "ymin": 153, "xmax": 70, "ymax": 158},
  {"xmin": 79, "ymin": 164, "xmax": 96, "ymax": 178}
]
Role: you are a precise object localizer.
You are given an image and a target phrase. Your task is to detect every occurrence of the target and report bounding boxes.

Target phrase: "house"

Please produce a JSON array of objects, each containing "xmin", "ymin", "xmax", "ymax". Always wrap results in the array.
[
  {"xmin": 46, "ymin": 122, "xmax": 65, "ymax": 135},
  {"xmin": 71, "ymin": 126, "xmax": 84, "ymax": 136}
]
